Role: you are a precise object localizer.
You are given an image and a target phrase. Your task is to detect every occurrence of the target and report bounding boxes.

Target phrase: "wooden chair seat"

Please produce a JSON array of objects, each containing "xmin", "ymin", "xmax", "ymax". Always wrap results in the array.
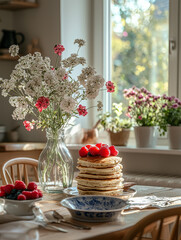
[
  {"xmin": 123, "ymin": 206, "xmax": 181, "ymax": 240},
  {"xmin": 0, "ymin": 157, "xmax": 39, "ymax": 185}
]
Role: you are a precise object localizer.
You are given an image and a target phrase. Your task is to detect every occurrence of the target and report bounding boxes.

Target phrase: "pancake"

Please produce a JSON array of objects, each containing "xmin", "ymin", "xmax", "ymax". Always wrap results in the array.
[
  {"xmin": 77, "ymin": 164, "xmax": 123, "ymax": 175},
  {"xmin": 78, "ymin": 156, "xmax": 122, "ymax": 168},
  {"xmin": 76, "ymin": 148, "xmax": 123, "ymax": 196},
  {"xmin": 77, "ymin": 188, "xmax": 123, "ymax": 196},
  {"xmin": 77, "ymin": 183, "xmax": 123, "ymax": 191},
  {"xmin": 76, "ymin": 176, "xmax": 124, "ymax": 187},
  {"xmin": 78, "ymin": 172, "xmax": 123, "ymax": 179}
]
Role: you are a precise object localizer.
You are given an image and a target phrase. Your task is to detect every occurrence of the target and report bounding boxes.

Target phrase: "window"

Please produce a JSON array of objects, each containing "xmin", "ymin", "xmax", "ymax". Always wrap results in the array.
[{"xmin": 103, "ymin": 0, "xmax": 180, "ymax": 109}]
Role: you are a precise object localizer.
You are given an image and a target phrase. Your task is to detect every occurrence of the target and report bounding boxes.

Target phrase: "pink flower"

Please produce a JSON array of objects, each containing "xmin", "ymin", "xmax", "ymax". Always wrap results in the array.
[
  {"xmin": 35, "ymin": 96, "xmax": 50, "ymax": 112},
  {"xmin": 138, "ymin": 115, "xmax": 142, "ymax": 120},
  {"xmin": 123, "ymin": 31, "xmax": 128, "ymax": 37},
  {"xmin": 51, "ymin": 67, "xmax": 55, "ymax": 70},
  {"xmin": 106, "ymin": 81, "xmax": 115, "ymax": 93},
  {"xmin": 172, "ymin": 103, "xmax": 179, "ymax": 109},
  {"xmin": 23, "ymin": 121, "xmax": 34, "ymax": 131},
  {"xmin": 63, "ymin": 73, "xmax": 68, "ymax": 80},
  {"xmin": 54, "ymin": 44, "xmax": 65, "ymax": 56},
  {"xmin": 126, "ymin": 112, "xmax": 132, "ymax": 118},
  {"xmin": 77, "ymin": 104, "xmax": 88, "ymax": 116}
]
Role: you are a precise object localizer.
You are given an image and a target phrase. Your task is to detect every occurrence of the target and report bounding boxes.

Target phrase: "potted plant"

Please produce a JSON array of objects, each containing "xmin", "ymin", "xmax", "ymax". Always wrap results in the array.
[
  {"xmin": 98, "ymin": 103, "xmax": 132, "ymax": 146},
  {"xmin": 123, "ymin": 86, "xmax": 160, "ymax": 148},
  {"xmin": 159, "ymin": 94, "xmax": 181, "ymax": 149}
]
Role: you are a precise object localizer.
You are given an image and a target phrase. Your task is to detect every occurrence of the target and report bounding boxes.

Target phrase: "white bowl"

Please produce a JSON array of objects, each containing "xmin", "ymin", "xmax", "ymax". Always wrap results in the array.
[
  {"xmin": 3, "ymin": 198, "xmax": 42, "ymax": 216},
  {"xmin": 61, "ymin": 195, "xmax": 128, "ymax": 222}
]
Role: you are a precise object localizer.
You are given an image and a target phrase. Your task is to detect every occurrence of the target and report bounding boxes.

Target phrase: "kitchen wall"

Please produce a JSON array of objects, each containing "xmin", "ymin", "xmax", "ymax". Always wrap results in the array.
[{"xmin": 0, "ymin": 10, "xmax": 16, "ymax": 133}]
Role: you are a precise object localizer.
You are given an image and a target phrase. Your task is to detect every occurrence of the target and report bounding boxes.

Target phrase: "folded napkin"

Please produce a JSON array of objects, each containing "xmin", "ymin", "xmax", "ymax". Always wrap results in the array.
[
  {"xmin": 0, "ymin": 221, "xmax": 39, "ymax": 240},
  {"xmin": 128, "ymin": 195, "xmax": 181, "ymax": 210}
]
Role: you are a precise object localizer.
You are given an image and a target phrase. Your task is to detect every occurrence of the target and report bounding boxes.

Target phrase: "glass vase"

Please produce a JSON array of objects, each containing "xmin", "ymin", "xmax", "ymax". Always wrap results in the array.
[{"xmin": 38, "ymin": 128, "xmax": 74, "ymax": 193}]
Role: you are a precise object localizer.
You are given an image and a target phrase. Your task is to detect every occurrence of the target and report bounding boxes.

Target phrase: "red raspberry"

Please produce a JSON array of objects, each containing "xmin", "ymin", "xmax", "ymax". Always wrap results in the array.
[
  {"xmin": 89, "ymin": 146, "xmax": 100, "ymax": 156},
  {"xmin": 0, "ymin": 186, "xmax": 6, "ymax": 193},
  {"xmin": 79, "ymin": 146, "xmax": 88, "ymax": 157},
  {"xmin": 31, "ymin": 190, "xmax": 39, "ymax": 199},
  {"xmin": 22, "ymin": 191, "xmax": 32, "ymax": 200},
  {"xmin": 85, "ymin": 144, "xmax": 92, "ymax": 149},
  {"xmin": 37, "ymin": 189, "xmax": 43, "ymax": 198},
  {"xmin": 99, "ymin": 146, "xmax": 110, "ymax": 157},
  {"xmin": 109, "ymin": 145, "xmax": 119, "ymax": 156},
  {"xmin": 17, "ymin": 194, "xmax": 26, "ymax": 200},
  {"xmin": 0, "ymin": 191, "xmax": 5, "ymax": 197},
  {"xmin": 4, "ymin": 184, "xmax": 14, "ymax": 194},
  {"xmin": 95, "ymin": 143, "xmax": 102, "ymax": 149},
  {"xmin": 14, "ymin": 180, "xmax": 26, "ymax": 190},
  {"xmin": 27, "ymin": 182, "xmax": 37, "ymax": 191},
  {"xmin": 102, "ymin": 144, "xmax": 109, "ymax": 149}
]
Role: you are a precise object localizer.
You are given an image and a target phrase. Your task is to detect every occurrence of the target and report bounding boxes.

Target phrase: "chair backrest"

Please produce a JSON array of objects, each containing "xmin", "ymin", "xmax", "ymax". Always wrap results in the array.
[
  {"xmin": 123, "ymin": 206, "xmax": 181, "ymax": 240},
  {"xmin": 1, "ymin": 157, "xmax": 39, "ymax": 185}
]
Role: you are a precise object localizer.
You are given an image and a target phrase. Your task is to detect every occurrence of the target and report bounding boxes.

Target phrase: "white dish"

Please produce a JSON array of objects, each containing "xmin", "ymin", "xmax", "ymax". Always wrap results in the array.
[
  {"xmin": 63, "ymin": 187, "xmax": 136, "ymax": 200},
  {"xmin": 2, "ymin": 198, "xmax": 42, "ymax": 216}
]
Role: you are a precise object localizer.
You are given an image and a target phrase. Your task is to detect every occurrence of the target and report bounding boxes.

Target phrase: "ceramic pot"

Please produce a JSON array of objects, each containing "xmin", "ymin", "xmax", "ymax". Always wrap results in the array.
[
  {"xmin": 134, "ymin": 126, "xmax": 157, "ymax": 148},
  {"xmin": 168, "ymin": 126, "xmax": 181, "ymax": 149},
  {"xmin": 109, "ymin": 129, "xmax": 130, "ymax": 146}
]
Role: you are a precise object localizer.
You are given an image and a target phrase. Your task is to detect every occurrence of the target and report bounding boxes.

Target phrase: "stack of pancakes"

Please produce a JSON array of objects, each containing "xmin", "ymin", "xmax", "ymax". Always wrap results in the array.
[{"xmin": 76, "ymin": 156, "xmax": 124, "ymax": 195}]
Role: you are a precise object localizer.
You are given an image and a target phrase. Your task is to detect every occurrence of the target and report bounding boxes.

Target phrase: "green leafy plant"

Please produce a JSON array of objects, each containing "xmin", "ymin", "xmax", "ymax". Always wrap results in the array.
[{"xmin": 98, "ymin": 103, "xmax": 132, "ymax": 133}]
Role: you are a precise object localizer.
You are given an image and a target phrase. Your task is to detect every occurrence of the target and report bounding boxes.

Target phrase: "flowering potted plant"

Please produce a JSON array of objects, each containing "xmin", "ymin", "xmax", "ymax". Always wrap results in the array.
[
  {"xmin": 159, "ymin": 94, "xmax": 181, "ymax": 149},
  {"xmin": 123, "ymin": 86, "xmax": 160, "ymax": 148},
  {"xmin": 98, "ymin": 103, "xmax": 132, "ymax": 146},
  {"xmin": 0, "ymin": 40, "xmax": 115, "ymax": 193}
]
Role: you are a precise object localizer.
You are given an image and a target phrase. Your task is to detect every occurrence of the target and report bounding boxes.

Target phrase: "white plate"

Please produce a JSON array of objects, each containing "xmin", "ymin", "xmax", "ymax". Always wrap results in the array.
[{"xmin": 63, "ymin": 187, "xmax": 136, "ymax": 200}]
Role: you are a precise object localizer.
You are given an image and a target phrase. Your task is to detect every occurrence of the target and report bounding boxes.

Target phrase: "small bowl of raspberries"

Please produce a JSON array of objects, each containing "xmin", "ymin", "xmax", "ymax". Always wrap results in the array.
[{"xmin": 0, "ymin": 180, "xmax": 43, "ymax": 216}]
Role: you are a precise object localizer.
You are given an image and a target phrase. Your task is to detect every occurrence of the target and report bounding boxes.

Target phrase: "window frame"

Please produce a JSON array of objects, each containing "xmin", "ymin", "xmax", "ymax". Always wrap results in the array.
[{"xmin": 100, "ymin": 0, "xmax": 181, "ymax": 146}]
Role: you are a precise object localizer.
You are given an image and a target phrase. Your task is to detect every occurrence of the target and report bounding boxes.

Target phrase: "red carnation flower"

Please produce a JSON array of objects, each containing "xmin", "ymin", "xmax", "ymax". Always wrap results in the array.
[
  {"xmin": 77, "ymin": 104, "xmax": 88, "ymax": 116},
  {"xmin": 35, "ymin": 96, "xmax": 50, "ymax": 112},
  {"xmin": 106, "ymin": 81, "xmax": 115, "ymax": 93},
  {"xmin": 54, "ymin": 44, "xmax": 65, "ymax": 56}
]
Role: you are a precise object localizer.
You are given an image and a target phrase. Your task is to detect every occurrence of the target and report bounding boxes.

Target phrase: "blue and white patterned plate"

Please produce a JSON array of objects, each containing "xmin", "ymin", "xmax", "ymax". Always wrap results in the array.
[
  {"xmin": 61, "ymin": 195, "xmax": 128, "ymax": 222},
  {"xmin": 63, "ymin": 187, "xmax": 136, "ymax": 200}
]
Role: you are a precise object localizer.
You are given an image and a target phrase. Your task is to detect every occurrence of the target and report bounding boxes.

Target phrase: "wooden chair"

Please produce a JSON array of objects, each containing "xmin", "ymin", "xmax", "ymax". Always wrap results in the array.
[
  {"xmin": 0, "ymin": 157, "xmax": 39, "ymax": 185},
  {"xmin": 123, "ymin": 206, "xmax": 181, "ymax": 240}
]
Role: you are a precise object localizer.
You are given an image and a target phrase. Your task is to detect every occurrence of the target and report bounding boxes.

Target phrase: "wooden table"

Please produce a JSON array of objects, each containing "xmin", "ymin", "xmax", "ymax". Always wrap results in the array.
[{"xmin": 37, "ymin": 185, "xmax": 181, "ymax": 240}]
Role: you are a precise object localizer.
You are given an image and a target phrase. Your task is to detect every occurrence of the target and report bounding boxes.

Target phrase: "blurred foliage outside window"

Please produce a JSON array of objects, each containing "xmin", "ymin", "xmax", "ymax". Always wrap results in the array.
[{"xmin": 111, "ymin": 0, "xmax": 169, "ymax": 105}]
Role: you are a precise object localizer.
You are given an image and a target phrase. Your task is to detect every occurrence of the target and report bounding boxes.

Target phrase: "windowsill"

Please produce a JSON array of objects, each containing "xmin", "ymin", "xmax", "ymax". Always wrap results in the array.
[{"xmin": 67, "ymin": 144, "xmax": 181, "ymax": 155}]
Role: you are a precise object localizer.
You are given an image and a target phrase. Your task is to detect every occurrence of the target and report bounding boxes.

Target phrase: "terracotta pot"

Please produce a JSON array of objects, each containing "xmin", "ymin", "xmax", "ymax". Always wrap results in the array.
[
  {"xmin": 168, "ymin": 126, "xmax": 181, "ymax": 149},
  {"xmin": 134, "ymin": 126, "xmax": 157, "ymax": 148},
  {"xmin": 109, "ymin": 129, "xmax": 130, "ymax": 146}
]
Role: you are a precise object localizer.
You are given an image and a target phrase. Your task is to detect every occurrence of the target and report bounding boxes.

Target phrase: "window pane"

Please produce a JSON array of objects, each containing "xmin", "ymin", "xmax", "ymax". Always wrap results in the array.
[{"xmin": 111, "ymin": 0, "xmax": 169, "ymax": 104}]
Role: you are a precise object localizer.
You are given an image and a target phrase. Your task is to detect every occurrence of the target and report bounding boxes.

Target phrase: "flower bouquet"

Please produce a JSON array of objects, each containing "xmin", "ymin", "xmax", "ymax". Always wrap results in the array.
[
  {"xmin": 123, "ymin": 86, "xmax": 160, "ymax": 126},
  {"xmin": 159, "ymin": 94, "xmax": 181, "ymax": 149},
  {"xmin": 0, "ymin": 40, "xmax": 115, "ymax": 192},
  {"xmin": 98, "ymin": 103, "xmax": 131, "ymax": 146},
  {"xmin": 123, "ymin": 86, "xmax": 160, "ymax": 148},
  {"xmin": 159, "ymin": 94, "xmax": 181, "ymax": 132}
]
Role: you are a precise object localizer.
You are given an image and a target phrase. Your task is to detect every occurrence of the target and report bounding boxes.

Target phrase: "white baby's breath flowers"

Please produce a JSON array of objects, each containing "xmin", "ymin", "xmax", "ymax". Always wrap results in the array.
[
  {"xmin": 78, "ymin": 57, "xmax": 86, "ymax": 65},
  {"xmin": 88, "ymin": 75, "xmax": 104, "ymax": 88},
  {"xmin": 0, "ymin": 39, "xmax": 106, "ymax": 131},
  {"xmin": 60, "ymin": 95, "xmax": 77, "ymax": 113},
  {"xmin": 97, "ymin": 101, "xmax": 103, "ymax": 111},
  {"xmin": 86, "ymin": 85, "xmax": 99, "ymax": 99},
  {"xmin": 82, "ymin": 66, "xmax": 96, "ymax": 78},
  {"xmin": 9, "ymin": 45, "xmax": 19, "ymax": 57},
  {"xmin": 74, "ymin": 39, "xmax": 86, "ymax": 47}
]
